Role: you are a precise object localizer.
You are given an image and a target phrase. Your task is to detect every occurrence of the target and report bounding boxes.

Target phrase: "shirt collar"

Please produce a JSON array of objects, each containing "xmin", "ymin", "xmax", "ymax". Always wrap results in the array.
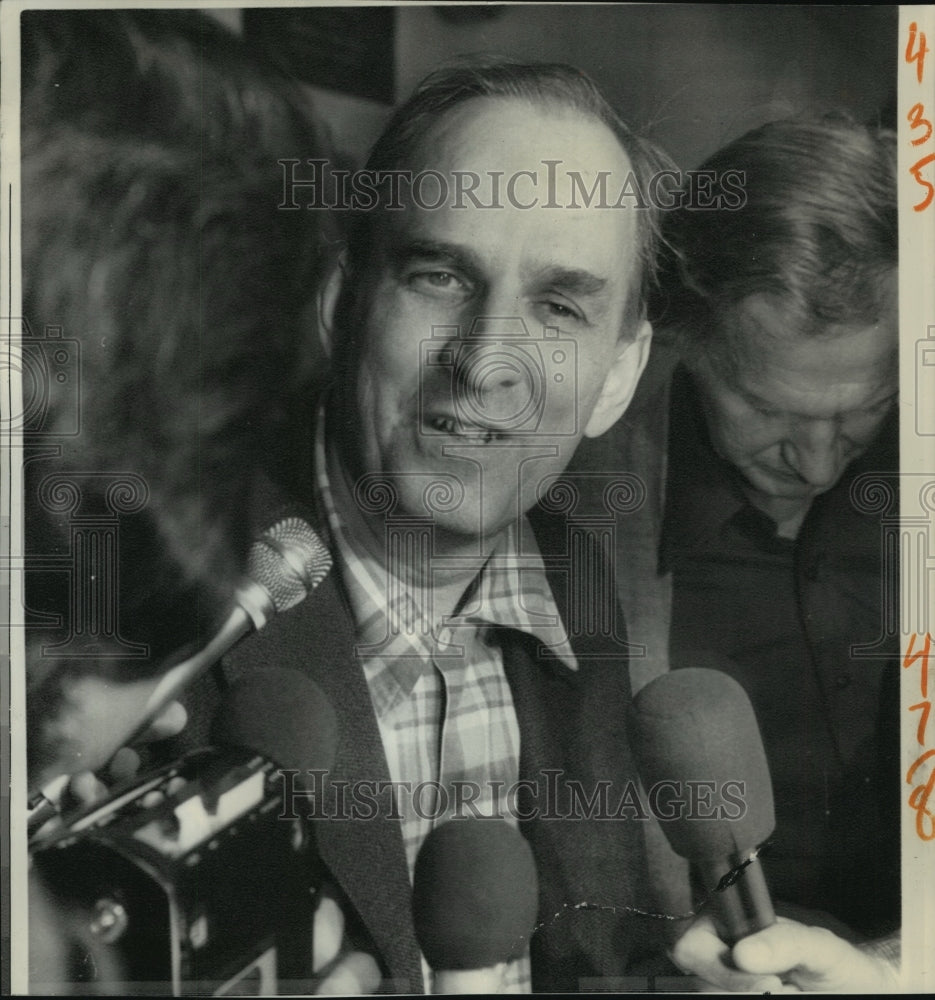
[{"xmin": 314, "ymin": 404, "xmax": 577, "ymax": 699}]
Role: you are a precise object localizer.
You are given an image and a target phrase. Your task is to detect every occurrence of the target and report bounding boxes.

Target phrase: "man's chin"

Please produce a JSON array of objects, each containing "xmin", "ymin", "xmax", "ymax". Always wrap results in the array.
[
  {"xmin": 741, "ymin": 476, "xmax": 823, "ymax": 526},
  {"xmin": 745, "ymin": 467, "xmax": 815, "ymax": 502},
  {"xmin": 425, "ymin": 504, "xmax": 517, "ymax": 549}
]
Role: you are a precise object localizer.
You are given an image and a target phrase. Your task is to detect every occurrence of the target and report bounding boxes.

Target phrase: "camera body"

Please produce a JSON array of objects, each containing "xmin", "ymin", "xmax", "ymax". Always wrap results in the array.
[
  {"xmin": 420, "ymin": 317, "xmax": 579, "ymax": 436},
  {"xmin": 30, "ymin": 747, "xmax": 317, "ymax": 996}
]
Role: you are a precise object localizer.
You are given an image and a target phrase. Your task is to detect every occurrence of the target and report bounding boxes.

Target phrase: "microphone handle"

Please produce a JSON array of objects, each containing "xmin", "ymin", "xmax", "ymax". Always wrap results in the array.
[
  {"xmin": 696, "ymin": 850, "xmax": 776, "ymax": 946},
  {"xmin": 117, "ymin": 604, "xmax": 254, "ymax": 752}
]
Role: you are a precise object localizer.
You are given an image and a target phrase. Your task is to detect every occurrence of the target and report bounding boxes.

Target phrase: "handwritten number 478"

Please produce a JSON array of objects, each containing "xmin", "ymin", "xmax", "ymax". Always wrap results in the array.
[{"xmin": 905, "ymin": 633, "xmax": 935, "ymax": 841}]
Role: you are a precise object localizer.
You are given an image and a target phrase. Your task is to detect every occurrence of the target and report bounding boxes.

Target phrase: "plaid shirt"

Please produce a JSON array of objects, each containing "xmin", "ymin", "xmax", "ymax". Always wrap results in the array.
[{"xmin": 315, "ymin": 412, "xmax": 577, "ymax": 992}]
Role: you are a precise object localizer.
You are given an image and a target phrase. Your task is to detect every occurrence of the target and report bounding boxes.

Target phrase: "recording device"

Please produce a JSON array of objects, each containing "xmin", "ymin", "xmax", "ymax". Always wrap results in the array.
[
  {"xmin": 628, "ymin": 666, "xmax": 777, "ymax": 945},
  {"xmin": 412, "ymin": 818, "xmax": 539, "ymax": 993},
  {"xmin": 29, "ymin": 670, "xmax": 338, "ymax": 996},
  {"xmin": 27, "ymin": 515, "xmax": 332, "ymax": 837}
]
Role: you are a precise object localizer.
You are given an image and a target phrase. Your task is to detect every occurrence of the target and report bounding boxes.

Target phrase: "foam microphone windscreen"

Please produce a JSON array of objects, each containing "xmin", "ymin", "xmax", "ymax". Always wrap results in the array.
[
  {"xmin": 210, "ymin": 667, "xmax": 338, "ymax": 777},
  {"xmin": 412, "ymin": 818, "xmax": 538, "ymax": 971},
  {"xmin": 628, "ymin": 667, "xmax": 774, "ymax": 860}
]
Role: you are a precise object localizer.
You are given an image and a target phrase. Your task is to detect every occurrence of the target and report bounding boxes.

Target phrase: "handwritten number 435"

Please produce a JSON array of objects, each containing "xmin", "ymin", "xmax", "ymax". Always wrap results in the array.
[{"xmin": 906, "ymin": 23, "xmax": 934, "ymax": 212}]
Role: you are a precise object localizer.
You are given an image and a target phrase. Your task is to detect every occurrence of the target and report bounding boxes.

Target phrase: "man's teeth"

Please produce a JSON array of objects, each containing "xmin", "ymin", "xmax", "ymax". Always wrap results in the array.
[{"xmin": 429, "ymin": 416, "xmax": 497, "ymax": 442}]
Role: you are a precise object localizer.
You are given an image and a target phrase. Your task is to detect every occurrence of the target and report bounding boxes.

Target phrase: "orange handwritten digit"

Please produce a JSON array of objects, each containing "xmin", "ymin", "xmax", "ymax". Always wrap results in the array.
[
  {"xmin": 908, "ymin": 102, "xmax": 934, "ymax": 146},
  {"xmin": 903, "ymin": 632, "xmax": 931, "ymax": 696},
  {"xmin": 906, "ymin": 21, "xmax": 929, "ymax": 84},
  {"xmin": 909, "ymin": 700, "xmax": 932, "ymax": 746},
  {"xmin": 911, "ymin": 154, "xmax": 935, "ymax": 213},
  {"xmin": 907, "ymin": 748, "xmax": 935, "ymax": 841}
]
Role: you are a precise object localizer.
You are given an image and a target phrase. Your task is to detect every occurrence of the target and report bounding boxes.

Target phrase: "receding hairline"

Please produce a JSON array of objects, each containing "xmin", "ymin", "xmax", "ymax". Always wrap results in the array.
[{"xmin": 405, "ymin": 92, "xmax": 636, "ymax": 173}]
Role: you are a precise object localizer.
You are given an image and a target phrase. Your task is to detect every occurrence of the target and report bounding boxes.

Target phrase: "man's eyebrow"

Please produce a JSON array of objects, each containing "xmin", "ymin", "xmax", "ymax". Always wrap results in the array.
[
  {"xmin": 532, "ymin": 266, "xmax": 608, "ymax": 298},
  {"xmin": 390, "ymin": 239, "xmax": 482, "ymax": 273}
]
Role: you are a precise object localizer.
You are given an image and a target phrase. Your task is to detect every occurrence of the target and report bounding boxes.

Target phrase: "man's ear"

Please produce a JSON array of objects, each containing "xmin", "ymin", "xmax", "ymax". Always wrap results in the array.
[
  {"xmin": 583, "ymin": 319, "xmax": 652, "ymax": 439},
  {"xmin": 317, "ymin": 252, "xmax": 347, "ymax": 360}
]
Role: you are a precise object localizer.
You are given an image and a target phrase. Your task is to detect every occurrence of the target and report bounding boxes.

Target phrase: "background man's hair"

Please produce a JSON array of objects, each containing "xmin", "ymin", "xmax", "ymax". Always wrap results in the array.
[
  {"xmin": 651, "ymin": 114, "xmax": 897, "ymax": 354},
  {"xmin": 341, "ymin": 57, "xmax": 672, "ymax": 333},
  {"xmin": 21, "ymin": 10, "xmax": 329, "ymax": 772}
]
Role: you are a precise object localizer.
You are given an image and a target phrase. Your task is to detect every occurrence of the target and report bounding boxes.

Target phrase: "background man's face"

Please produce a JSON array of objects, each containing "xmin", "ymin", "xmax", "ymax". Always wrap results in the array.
[
  {"xmin": 335, "ymin": 97, "xmax": 647, "ymax": 544},
  {"xmin": 690, "ymin": 287, "xmax": 898, "ymax": 521}
]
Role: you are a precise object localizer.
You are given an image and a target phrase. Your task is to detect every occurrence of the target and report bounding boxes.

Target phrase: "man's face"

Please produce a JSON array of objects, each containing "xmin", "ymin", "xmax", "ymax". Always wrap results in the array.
[
  {"xmin": 689, "ymin": 287, "xmax": 898, "ymax": 523},
  {"xmin": 330, "ymin": 97, "xmax": 649, "ymax": 546}
]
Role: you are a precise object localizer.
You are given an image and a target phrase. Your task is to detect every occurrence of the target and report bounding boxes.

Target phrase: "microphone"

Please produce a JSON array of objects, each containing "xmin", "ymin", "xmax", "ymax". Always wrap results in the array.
[
  {"xmin": 210, "ymin": 666, "xmax": 338, "ymax": 781},
  {"xmin": 628, "ymin": 666, "xmax": 776, "ymax": 945},
  {"xmin": 412, "ymin": 818, "xmax": 538, "ymax": 994},
  {"xmin": 126, "ymin": 516, "xmax": 332, "ymax": 749}
]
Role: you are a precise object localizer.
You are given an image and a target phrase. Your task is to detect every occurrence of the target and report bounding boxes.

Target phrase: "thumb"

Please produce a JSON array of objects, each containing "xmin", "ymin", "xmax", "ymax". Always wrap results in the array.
[
  {"xmin": 734, "ymin": 921, "xmax": 845, "ymax": 974},
  {"xmin": 136, "ymin": 700, "xmax": 188, "ymax": 743},
  {"xmin": 733, "ymin": 921, "xmax": 894, "ymax": 992}
]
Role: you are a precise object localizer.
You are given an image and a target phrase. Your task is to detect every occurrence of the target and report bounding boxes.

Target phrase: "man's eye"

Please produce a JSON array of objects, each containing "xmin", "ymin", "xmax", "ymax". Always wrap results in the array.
[{"xmin": 539, "ymin": 299, "xmax": 584, "ymax": 323}]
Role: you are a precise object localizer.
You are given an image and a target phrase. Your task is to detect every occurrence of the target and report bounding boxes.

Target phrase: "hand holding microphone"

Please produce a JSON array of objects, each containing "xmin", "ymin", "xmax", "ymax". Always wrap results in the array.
[
  {"xmin": 628, "ymin": 666, "xmax": 777, "ymax": 947},
  {"xmin": 412, "ymin": 818, "xmax": 539, "ymax": 994},
  {"xmin": 626, "ymin": 667, "xmax": 898, "ymax": 993},
  {"xmin": 28, "ymin": 516, "xmax": 332, "ymax": 838}
]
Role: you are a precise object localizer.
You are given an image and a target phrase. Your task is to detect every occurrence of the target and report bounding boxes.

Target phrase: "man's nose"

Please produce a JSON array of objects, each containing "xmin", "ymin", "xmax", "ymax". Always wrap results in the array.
[
  {"xmin": 447, "ymin": 313, "xmax": 543, "ymax": 431},
  {"xmin": 781, "ymin": 419, "xmax": 843, "ymax": 489},
  {"xmin": 456, "ymin": 341, "xmax": 529, "ymax": 392},
  {"xmin": 452, "ymin": 312, "xmax": 534, "ymax": 394}
]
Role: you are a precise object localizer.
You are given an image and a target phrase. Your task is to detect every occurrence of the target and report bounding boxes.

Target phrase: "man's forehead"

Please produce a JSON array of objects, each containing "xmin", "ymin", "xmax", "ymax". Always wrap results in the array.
[
  {"xmin": 408, "ymin": 94, "xmax": 634, "ymax": 185},
  {"xmin": 711, "ymin": 292, "xmax": 898, "ymax": 401}
]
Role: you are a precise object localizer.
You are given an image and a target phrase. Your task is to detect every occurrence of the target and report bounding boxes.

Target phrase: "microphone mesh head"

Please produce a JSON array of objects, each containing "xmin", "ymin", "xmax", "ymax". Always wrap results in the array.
[
  {"xmin": 412, "ymin": 818, "xmax": 538, "ymax": 971},
  {"xmin": 247, "ymin": 517, "xmax": 332, "ymax": 614},
  {"xmin": 629, "ymin": 667, "xmax": 775, "ymax": 860}
]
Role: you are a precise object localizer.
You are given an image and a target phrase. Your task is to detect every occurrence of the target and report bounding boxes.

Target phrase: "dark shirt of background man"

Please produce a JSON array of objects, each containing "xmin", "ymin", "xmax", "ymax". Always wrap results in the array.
[{"xmin": 661, "ymin": 365, "xmax": 900, "ymax": 939}]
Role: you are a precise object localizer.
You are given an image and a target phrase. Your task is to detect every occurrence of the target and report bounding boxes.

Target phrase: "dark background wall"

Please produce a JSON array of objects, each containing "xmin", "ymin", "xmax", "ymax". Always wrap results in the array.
[
  {"xmin": 396, "ymin": 5, "xmax": 896, "ymax": 167},
  {"xmin": 230, "ymin": 4, "xmax": 897, "ymax": 168}
]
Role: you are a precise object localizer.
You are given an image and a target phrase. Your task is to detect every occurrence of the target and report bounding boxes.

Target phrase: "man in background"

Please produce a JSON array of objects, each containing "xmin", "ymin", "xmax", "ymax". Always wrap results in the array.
[{"xmin": 572, "ymin": 114, "xmax": 900, "ymax": 990}]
